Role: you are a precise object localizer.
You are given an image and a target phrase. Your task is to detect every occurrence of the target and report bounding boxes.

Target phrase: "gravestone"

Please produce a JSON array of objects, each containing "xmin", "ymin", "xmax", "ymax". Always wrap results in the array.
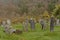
[
  {"xmin": 50, "ymin": 16, "xmax": 55, "ymax": 32},
  {"xmin": 29, "ymin": 18, "xmax": 35, "ymax": 31},
  {"xmin": 23, "ymin": 19, "xmax": 29, "ymax": 32},
  {"xmin": 56, "ymin": 19, "xmax": 60, "ymax": 26},
  {"xmin": 39, "ymin": 18, "xmax": 46, "ymax": 30},
  {"xmin": 6, "ymin": 19, "xmax": 11, "ymax": 26},
  {"xmin": 2, "ymin": 21, "xmax": 6, "ymax": 27}
]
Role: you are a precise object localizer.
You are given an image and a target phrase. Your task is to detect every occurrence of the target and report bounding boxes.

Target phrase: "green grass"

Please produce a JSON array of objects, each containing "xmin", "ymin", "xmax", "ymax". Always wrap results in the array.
[{"xmin": 0, "ymin": 23, "xmax": 60, "ymax": 40}]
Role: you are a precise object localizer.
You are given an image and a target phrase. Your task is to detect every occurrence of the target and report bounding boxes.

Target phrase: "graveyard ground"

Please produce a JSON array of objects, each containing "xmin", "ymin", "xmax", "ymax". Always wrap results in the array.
[{"xmin": 0, "ymin": 23, "xmax": 60, "ymax": 40}]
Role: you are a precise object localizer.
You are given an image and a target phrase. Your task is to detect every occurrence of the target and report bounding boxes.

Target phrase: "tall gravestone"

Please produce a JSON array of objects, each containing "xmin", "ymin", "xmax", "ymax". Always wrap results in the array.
[
  {"xmin": 50, "ymin": 16, "xmax": 55, "ymax": 32},
  {"xmin": 29, "ymin": 18, "xmax": 35, "ymax": 31}
]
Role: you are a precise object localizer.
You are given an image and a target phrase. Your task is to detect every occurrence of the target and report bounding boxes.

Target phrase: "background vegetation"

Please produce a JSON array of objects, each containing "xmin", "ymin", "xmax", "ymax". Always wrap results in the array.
[{"xmin": 0, "ymin": 0, "xmax": 60, "ymax": 23}]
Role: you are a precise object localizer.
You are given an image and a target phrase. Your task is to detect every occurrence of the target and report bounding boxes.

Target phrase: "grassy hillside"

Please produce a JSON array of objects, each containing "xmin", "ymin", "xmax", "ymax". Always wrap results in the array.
[{"xmin": 0, "ymin": 23, "xmax": 60, "ymax": 40}]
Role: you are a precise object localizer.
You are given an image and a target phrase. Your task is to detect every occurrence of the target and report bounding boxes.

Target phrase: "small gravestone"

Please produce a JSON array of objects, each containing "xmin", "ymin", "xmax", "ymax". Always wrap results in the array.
[
  {"xmin": 2, "ymin": 21, "xmax": 6, "ymax": 27},
  {"xmin": 23, "ymin": 19, "xmax": 28, "ymax": 32},
  {"xmin": 6, "ymin": 19, "xmax": 11, "ymax": 26},
  {"xmin": 50, "ymin": 16, "xmax": 55, "ymax": 32},
  {"xmin": 56, "ymin": 19, "xmax": 60, "ymax": 26},
  {"xmin": 29, "ymin": 18, "xmax": 35, "ymax": 31}
]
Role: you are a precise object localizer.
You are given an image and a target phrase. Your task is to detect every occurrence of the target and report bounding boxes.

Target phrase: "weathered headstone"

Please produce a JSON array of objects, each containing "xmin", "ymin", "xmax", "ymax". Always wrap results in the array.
[
  {"xmin": 29, "ymin": 18, "xmax": 35, "ymax": 31},
  {"xmin": 56, "ymin": 19, "xmax": 60, "ymax": 26},
  {"xmin": 2, "ymin": 21, "xmax": 6, "ymax": 27},
  {"xmin": 6, "ymin": 19, "xmax": 11, "ymax": 26},
  {"xmin": 50, "ymin": 16, "xmax": 55, "ymax": 32},
  {"xmin": 39, "ymin": 18, "xmax": 46, "ymax": 30},
  {"xmin": 23, "ymin": 19, "xmax": 28, "ymax": 32}
]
